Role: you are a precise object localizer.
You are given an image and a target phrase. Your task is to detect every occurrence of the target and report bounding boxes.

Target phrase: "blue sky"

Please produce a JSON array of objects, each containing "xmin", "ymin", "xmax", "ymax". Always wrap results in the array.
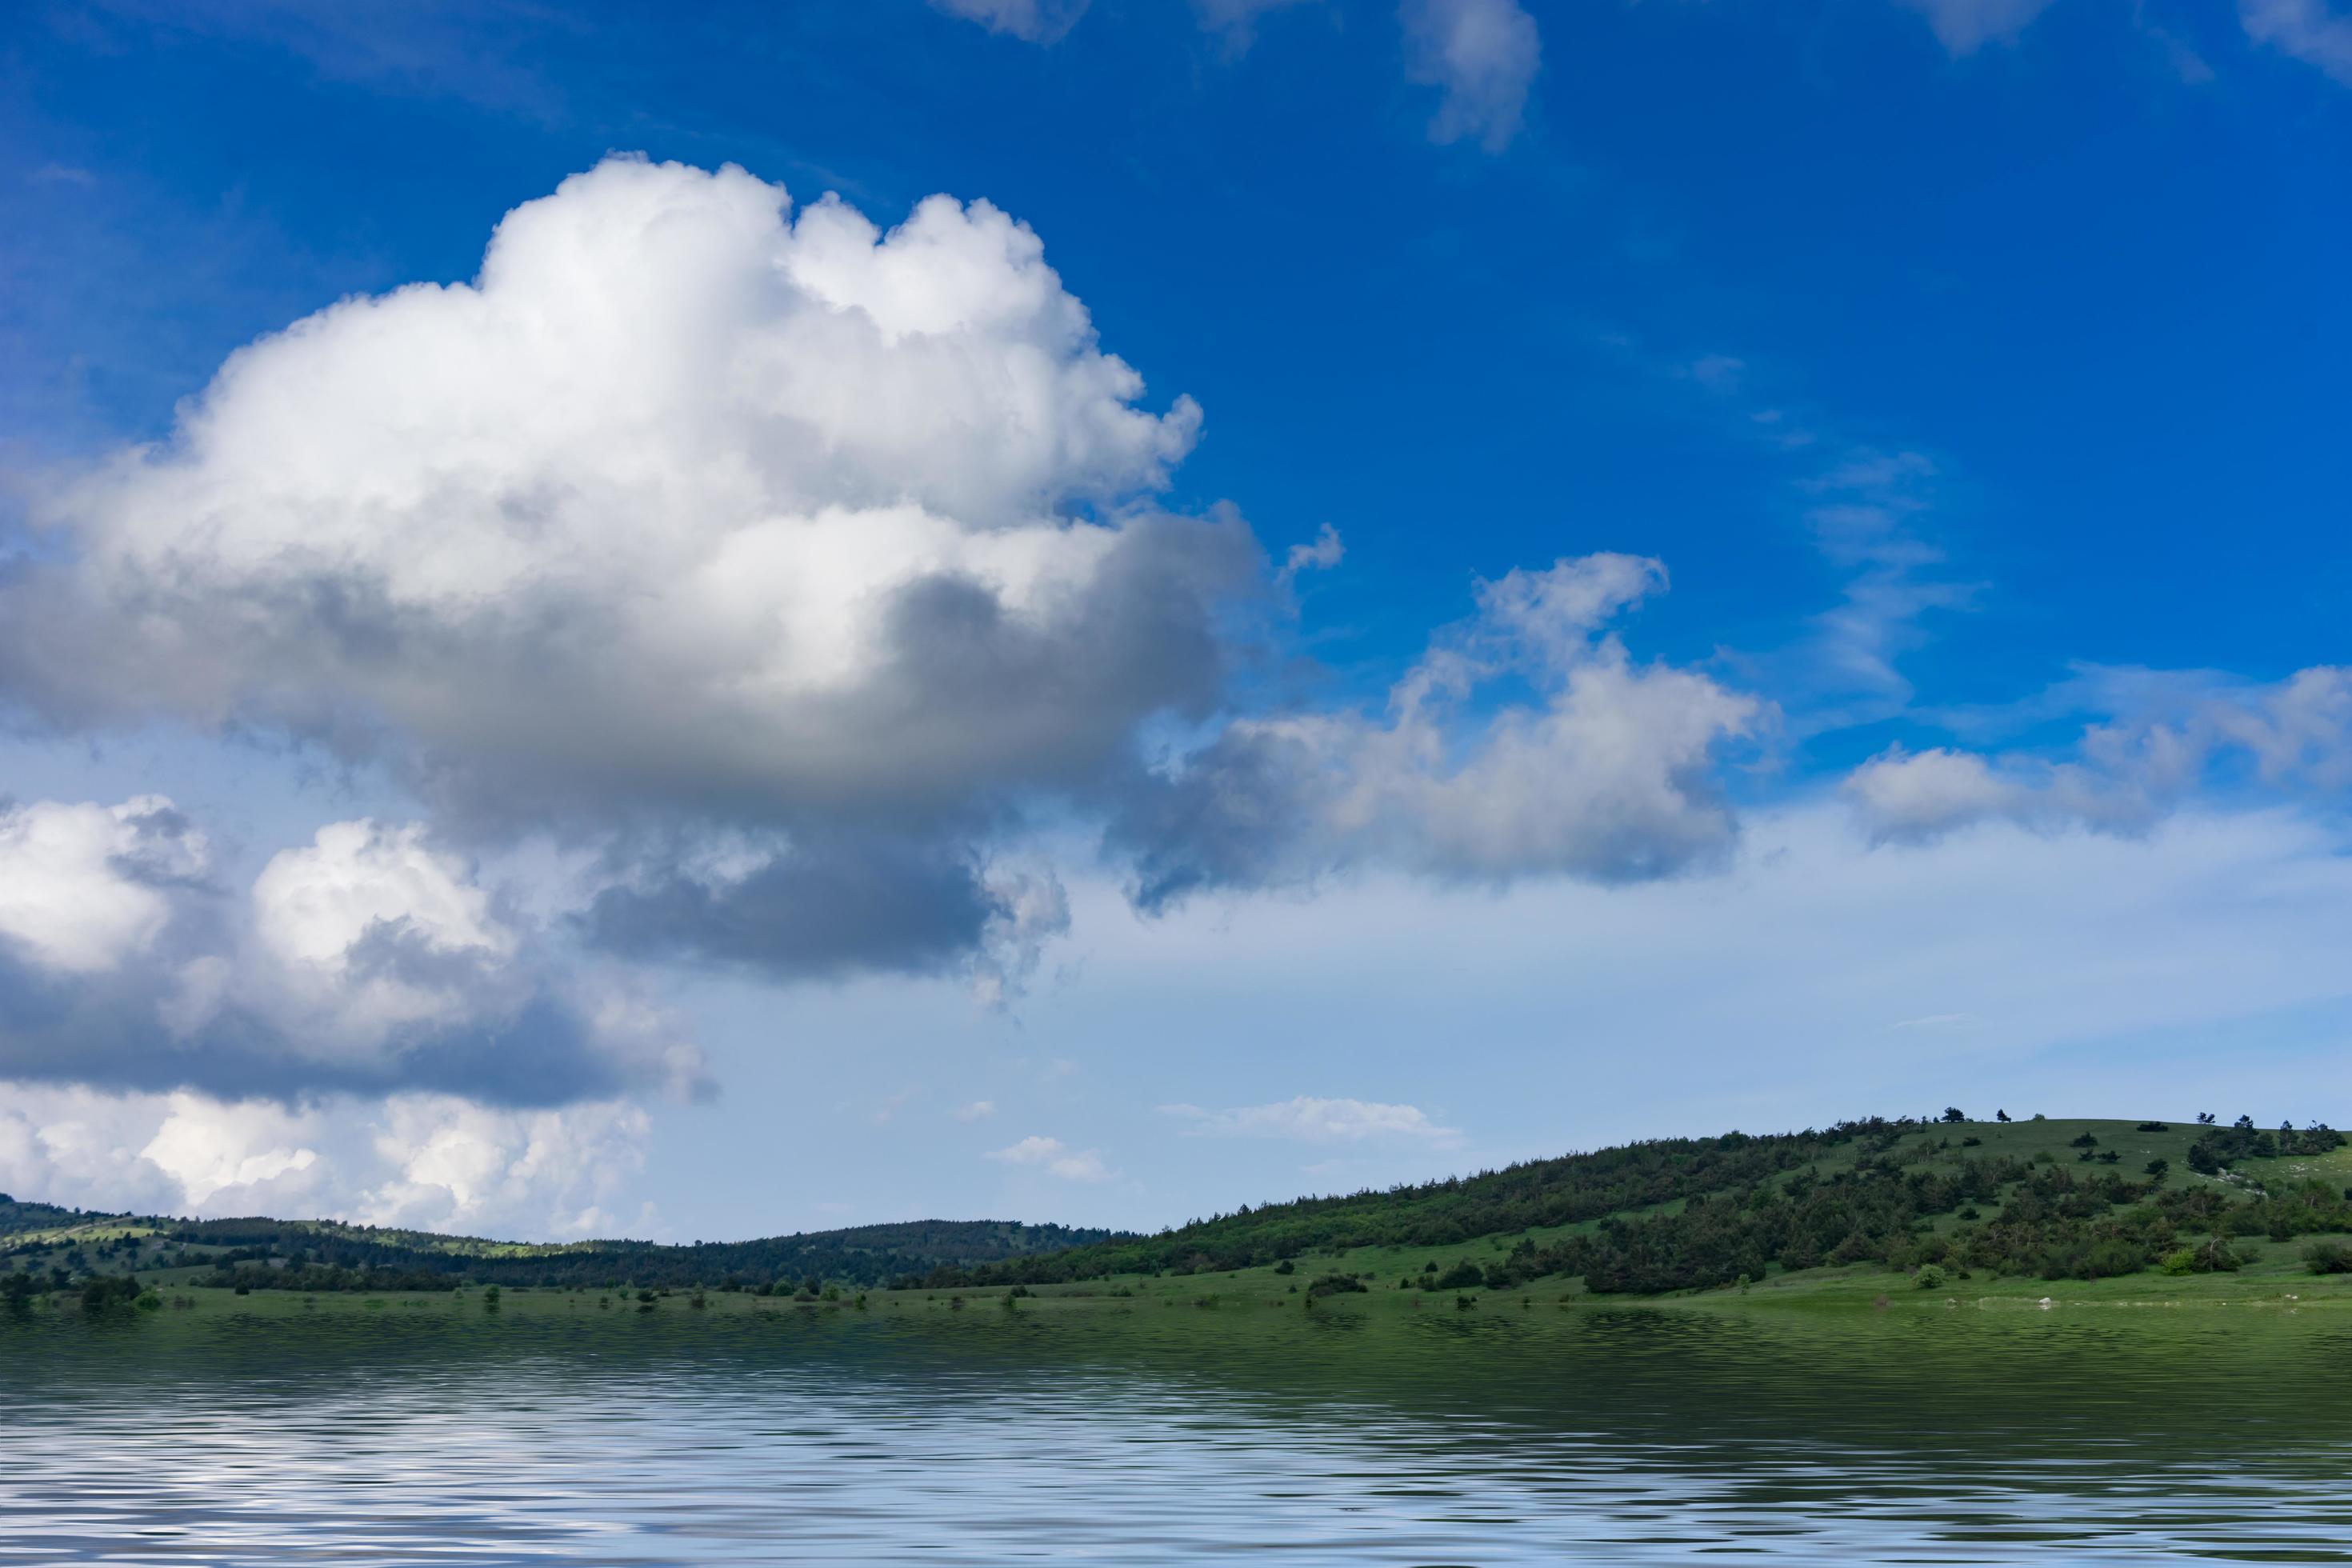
[{"xmin": 1, "ymin": 0, "xmax": 2348, "ymax": 1241}]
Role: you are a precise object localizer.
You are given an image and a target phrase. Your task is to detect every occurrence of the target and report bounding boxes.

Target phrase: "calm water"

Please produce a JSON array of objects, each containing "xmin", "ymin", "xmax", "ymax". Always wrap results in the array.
[{"xmin": 4, "ymin": 1299, "xmax": 2351, "ymax": 1563}]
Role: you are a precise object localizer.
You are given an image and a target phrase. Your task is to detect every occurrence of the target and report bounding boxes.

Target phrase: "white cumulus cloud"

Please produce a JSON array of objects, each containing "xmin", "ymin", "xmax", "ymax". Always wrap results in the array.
[
  {"xmin": 1116, "ymin": 553, "xmax": 1764, "ymax": 903},
  {"xmin": 0, "ymin": 796, "xmax": 206, "ymax": 975},
  {"xmin": 0, "ymin": 1082, "xmax": 650, "ymax": 1238},
  {"xmin": 0, "ymin": 797, "xmax": 701, "ymax": 1106},
  {"xmin": 6, "ymin": 157, "xmax": 1238, "ymax": 851}
]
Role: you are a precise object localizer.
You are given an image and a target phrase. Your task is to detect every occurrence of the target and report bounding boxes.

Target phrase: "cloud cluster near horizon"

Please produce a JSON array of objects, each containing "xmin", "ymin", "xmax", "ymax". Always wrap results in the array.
[
  {"xmin": 0, "ymin": 797, "xmax": 698, "ymax": 1104},
  {"xmin": 0, "ymin": 1081, "xmax": 650, "ymax": 1238},
  {"xmin": 0, "ymin": 155, "xmax": 1774, "ymax": 1120}
]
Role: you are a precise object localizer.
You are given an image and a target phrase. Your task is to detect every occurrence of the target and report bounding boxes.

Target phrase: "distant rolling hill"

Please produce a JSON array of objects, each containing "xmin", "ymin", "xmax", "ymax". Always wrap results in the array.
[{"xmin": 0, "ymin": 1202, "xmax": 1120, "ymax": 1294}]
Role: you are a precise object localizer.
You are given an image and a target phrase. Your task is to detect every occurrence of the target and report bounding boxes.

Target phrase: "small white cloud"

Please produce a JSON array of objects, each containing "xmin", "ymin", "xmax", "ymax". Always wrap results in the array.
[
  {"xmin": 1402, "ymin": 0, "xmax": 1542, "ymax": 153},
  {"xmin": 1842, "ymin": 746, "xmax": 2022, "ymax": 844},
  {"xmin": 1892, "ymin": 1012, "xmax": 1984, "ymax": 1031},
  {"xmin": 1160, "ymin": 1095, "xmax": 1461, "ymax": 1143},
  {"xmin": 1191, "ymin": 0, "xmax": 1316, "ymax": 53},
  {"xmin": 1687, "ymin": 354, "xmax": 1746, "ymax": 394},
  {"xmin": 986, "ymin": 1134, "xmax": 1112, "ymax": 1180},
  {"xmin": 952, "ymin": 1099, "xmax": 997, "ymax": 1122},
  {"xmin": 1276, "ymin": 522, "xmax": 1345, "ymax": 588}
]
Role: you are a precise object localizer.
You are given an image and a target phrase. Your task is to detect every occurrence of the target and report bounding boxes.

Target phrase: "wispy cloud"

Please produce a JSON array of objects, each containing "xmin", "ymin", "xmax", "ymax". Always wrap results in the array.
[
  {"xmin": 2241, "ymin": 0, "xmax": 2352, "ymax": 85},
  {"xmin": 1895, "ymin": 0, "xmax": 2058, "ymax": 57},
  {"xmin": 930, "ymin": 0, "xmax": 1091, "ymax": 44},
  {"xmin": 1844, "ymin": 666, "xmax": 2352, "ymax": 844},
  {"xmin": 1160, "ymin": 1095, "xmax": 1462, "ymax": 1143},
  {"xmin": 1275, "ymin": 522, "xmax": 1345, "ymax": 589}
]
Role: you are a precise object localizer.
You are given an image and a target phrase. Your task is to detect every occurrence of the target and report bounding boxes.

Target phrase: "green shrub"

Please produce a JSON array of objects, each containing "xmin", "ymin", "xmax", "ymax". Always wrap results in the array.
[
  {"xmin": 2302, "ymin": 1242, "xmax": 2352, "ymax": 1275},
  {"xmin": 1914, "ymin": 1264, "xmax": 1946, "ymax": 1290},
  {"xmin": 1306, "ymin": 1273, "xmax": 1367, "ymax": 1298}
]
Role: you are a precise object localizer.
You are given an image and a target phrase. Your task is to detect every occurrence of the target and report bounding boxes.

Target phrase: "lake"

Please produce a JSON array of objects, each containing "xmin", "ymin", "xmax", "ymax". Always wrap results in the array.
[{"xmin": 5, "ymin": 1298, "xmax": 2350, "ymax": 1563}]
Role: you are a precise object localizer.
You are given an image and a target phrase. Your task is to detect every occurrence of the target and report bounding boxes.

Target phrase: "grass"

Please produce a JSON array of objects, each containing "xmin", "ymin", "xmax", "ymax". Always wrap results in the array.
[{"xmin": 26, "ymin": 1230, "xmax": 2341, "ymax": 1327}]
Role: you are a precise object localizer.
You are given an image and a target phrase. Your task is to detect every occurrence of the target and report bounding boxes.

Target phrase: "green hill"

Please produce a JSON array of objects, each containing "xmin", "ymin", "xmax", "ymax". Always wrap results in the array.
[
  {"xmin": 0, "ymin": 1202, "xmax": 1118, "ymax": 1296},
  {"xmin": 905, "ymin": 1111, "xmax": 2352, "ymax": 1295},
  {"xmin": 9, "ymin": 1111, "xmax": 2350, "ymax": 1308}
]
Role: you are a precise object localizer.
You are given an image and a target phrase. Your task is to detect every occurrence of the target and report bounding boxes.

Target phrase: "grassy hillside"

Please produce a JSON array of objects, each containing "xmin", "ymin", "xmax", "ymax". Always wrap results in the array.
[
  {"xmin": 906, "ymin": 1112, "xmax": 2352, "ymax": 1296},
  {"xmin": 10, "ymin": 1112, "xmax": 2350, "ymax": 1314}
]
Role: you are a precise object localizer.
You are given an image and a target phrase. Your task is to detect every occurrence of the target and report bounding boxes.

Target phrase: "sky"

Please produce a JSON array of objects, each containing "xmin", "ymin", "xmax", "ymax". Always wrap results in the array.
[{"xmin": 0, "ymin": 0, "xmax": 2347, "ymax": 1242}]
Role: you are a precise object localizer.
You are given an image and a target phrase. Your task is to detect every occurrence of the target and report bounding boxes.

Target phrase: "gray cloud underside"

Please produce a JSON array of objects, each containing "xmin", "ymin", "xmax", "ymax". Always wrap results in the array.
[
  {"xmin": 580, "ymin": 838, "xmax": 1002, "ymax": 981},
  {"xmin": 0, "ymin": 520, "xmax": 1253, "ymax": 840},
  {"xmin": 0, "ymin": 941, "xmax": 654, "ymax": 1106}
]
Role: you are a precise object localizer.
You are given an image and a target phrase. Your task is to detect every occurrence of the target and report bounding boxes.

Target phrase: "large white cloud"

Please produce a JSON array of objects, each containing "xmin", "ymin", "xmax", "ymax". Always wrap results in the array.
[{"xmin": 6, "ymin": 157, "xmax": 1242, "ymax": 844}]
